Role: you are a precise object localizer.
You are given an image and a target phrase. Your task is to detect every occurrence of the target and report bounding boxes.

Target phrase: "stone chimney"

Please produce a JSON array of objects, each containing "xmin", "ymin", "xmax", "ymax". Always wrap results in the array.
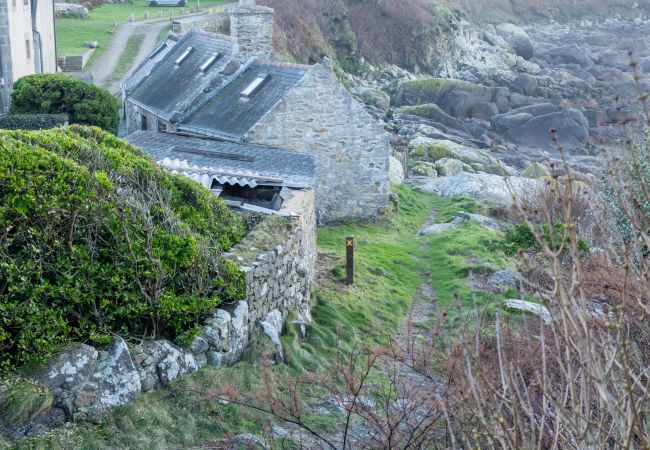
[{"xmin": 229, "ymin": 0, "xmax": 274, "ymax": 61}]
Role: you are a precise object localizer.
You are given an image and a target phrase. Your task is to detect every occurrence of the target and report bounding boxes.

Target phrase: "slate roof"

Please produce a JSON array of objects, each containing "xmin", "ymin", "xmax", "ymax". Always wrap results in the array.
[
  {"xmin": 122, "ymin": 35, "xmax": 178, "ymax": 93},
  {"xmin": 126, "ymin": 131, "xmax": 315, "ymax": 189},
  {"xmin": 179, "ymin": 59, "xmax": 310, "ymax": 141},
  {"xmin": 127, "ymin": 30, "xmax": 235, "ymax": 120}
]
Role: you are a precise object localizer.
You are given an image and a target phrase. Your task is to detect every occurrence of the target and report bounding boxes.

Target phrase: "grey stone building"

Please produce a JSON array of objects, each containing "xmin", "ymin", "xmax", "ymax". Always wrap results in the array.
[{"xmin": 122, "ymin": 0, "xmax": 390, "ymax": 222}]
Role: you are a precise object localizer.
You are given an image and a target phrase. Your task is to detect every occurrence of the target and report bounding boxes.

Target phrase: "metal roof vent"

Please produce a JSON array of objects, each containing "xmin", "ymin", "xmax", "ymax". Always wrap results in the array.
[
  {"xmin": 240, "ymin": 73, "xmax": 270, "ymax": 98},
  {"xmin": 199, "ymin": 52, "xmax": 222, "ymax": 73},
  {"xmin": 175, "ymin": 46, "xmax": 194, "ymax": 66}
]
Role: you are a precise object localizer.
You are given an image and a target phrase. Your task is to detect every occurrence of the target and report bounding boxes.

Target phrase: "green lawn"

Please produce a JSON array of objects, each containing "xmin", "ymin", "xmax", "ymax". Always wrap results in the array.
[
  {"xmin": 7, "ymin": 186, "xmax": 520, "ymax": 449},
  {"xmin": 55, "ymin": 0, "xmax": 229, "ymax": 65}
]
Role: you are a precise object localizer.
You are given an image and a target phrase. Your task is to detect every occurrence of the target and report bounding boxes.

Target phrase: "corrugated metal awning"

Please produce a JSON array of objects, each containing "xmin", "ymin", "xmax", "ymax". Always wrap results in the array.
[{"xmin": 160, "ymin": 157, "xmax": 284, "ymax": 189}]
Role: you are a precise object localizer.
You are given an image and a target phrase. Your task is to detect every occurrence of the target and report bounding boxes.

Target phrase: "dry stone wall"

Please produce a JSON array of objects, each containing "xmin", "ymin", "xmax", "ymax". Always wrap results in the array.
[{"xmin": 6, "ymin": 189, "xmax": 317, "ymax": 440}]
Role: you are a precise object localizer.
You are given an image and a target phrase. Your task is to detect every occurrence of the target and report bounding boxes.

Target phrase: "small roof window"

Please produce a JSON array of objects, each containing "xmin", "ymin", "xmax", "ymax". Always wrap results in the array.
[
  {"xmin": 240, "ymin": 73, "xmax": 270, "ymax": 98},
  {"xmin": 149, "ymin": 42, "xmax": 168, "ymax": 60},
  {"xmin": 175, "ymin": 46, "xmax": 194, "ymax": 66},
  {"xmin": 199, "ymin": 52, "xmax": 222, "ymax": 73}
]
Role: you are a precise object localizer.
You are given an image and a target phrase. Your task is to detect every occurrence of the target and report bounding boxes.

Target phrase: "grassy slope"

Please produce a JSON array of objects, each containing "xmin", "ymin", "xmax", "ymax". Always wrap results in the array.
[
  {"xmin": 55, "ymin": 0, "xmax": 228, "ymax": 63},
  {"xmin": 9, "ymin": 186, "xmax": 519, "ymax": 449}
]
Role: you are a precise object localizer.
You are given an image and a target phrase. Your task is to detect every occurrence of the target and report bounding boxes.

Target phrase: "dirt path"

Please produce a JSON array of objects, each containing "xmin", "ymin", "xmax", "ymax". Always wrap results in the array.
[
  {"xmin": 91, "ymin": 5, "xmax": 237, "ymax": 95},
  {"xmin": 92, "ymin": 21, "xmax": 168, "ymax": 94}
]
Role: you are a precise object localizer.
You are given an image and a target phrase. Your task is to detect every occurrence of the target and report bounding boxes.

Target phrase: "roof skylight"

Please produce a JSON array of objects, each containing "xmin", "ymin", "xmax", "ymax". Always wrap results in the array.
[
  {"xmin": 149, "ymin": 42, "xmax": 168, "ymax": 60},
  {"xmin": 240, "ymin": 74, "xmax": 270, "ymax": 98},
  {"xmin": 199, "ymin": 52, "xmax": 222, "ymax": 72},
  {"xmin": 175, "ymin": 46, "xmax": 194, "ymax": 66}
]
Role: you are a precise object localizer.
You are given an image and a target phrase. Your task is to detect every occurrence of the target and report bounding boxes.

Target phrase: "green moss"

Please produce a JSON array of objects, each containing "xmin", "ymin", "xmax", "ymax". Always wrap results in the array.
[
  {"xmin": 397, "ymin": 103, "xmax": 445, "ymax": 119},
  {"xmin": 227, "ymin": 216, "xmax": 294, "ymax": 266},
  {"xmin": 0, "ymin": 382, "xmax": 53, "ymax": 425},
  {"xmin": 427, "ymin": 142, "xmax": 451, "ymax": 160}
]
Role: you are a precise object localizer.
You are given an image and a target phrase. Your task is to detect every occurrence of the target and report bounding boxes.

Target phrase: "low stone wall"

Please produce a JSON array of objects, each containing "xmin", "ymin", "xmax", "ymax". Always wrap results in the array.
[
  {"xmin": 58, "ymin": 49, "xmax": 94, "ymax": 71},
  {"xmin": 4, "ymin": 189, "xmax": 317, "ymax": 440}
]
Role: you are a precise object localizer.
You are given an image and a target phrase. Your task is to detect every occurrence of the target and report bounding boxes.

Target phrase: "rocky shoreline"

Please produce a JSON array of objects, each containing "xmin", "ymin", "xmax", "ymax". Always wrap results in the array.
[{"xmin": 351, "ymin": 16, "xmax": 650, "ymax": 195}]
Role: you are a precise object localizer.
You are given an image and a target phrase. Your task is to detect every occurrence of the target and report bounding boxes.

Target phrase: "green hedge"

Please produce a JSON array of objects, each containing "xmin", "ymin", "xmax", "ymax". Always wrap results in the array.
[
  {"xmin": 10, "ymin": 74, "xmax": 119, "ymax": 134},
  {"xmin": 0, "ymin": 114, "xmax": 69, "ymax": 130},
  {"xmin": 0, "ymin": 126, "xmax": 247, "ymax": 371}
]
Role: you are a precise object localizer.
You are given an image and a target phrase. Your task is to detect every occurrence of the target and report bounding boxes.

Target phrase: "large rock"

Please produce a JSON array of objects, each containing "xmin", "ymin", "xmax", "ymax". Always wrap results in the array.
[
  {"xmin": 492, "ymin": 112, "xmax": 533, "ymax": 134},
  {"xmin": 495, "ymin": 23, "xmax": 534, "ymax": 59},
  {"xmin": 396, "ymin": 104, "xmax": 468, "ymax": 131},
  {"xmin": 409, "ymin": 137, "xmax": 514, "ymax": 175},
  {"xmin": 201, "ymin": 301, "xmax": 249, "ymax": 366},
  {"xmin": 503, "ymin": 299, "xmax": 551, "ymax": 324},
  {"xmin": 393, "ymin": 79, "xmax": 508, "ymax": 119},
  {"xmin": 415, "ymin": 172, "xmax": 543, "ymax": 204},
  {"xmin": 504, "ymin": 109, "xmax": 589, "ymax": 151},
  {"xmin": 389, "ymin": 156, "xmax": 404, "ymax": 185},
  {"xmin": 29, "ymin": 343, "xmax": 98, "ymax": 390},
  {"xmin": 80, "ymin": 337, "xmax": 141, "ymax": 421},
  {"xmin": 544, "ymin": 45, "xmax": 594, "ymax": 67},
  {"xmin": 435, "ymin": 158, "xmax": 473, "ymax": 176},
  {"xmin": 54, "ymin": 2, "xmax": 89, "ymax": 19},
  {"xmin": 143, "ymin": 340, "xmax": 198, "ymax": 386},
  {"xmin": 352, "ymin": 87, "xmax": 390, "ymax": 111}
]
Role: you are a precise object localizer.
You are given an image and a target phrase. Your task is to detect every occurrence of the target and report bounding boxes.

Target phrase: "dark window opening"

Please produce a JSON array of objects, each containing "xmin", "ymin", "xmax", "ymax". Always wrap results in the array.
[
  {"xmin": 215, "ymin": 183, "xmax": 283, "ymax": 211},
  {"xmin": 141, "ymin": 115, "xmax": 147, "ymax": 131},
  {"xmin": 158, "ymin": 122, "xmax": 167, "ymax": 133}
]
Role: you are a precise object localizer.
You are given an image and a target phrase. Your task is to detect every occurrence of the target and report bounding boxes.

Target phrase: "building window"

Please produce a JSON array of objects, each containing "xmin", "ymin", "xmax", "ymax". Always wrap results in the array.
[
  {"xmin": 25, "ymin": 40, "xmax": 31, "ymax": 59},
  {"xmin": 12, "ymin": 0, "xmax": 16, "ymax": 10},
  {"xmin": 141, "ymin": 115, "xmax": 148, "ymax": 131},
  {"xmin": 158, "ymin": 122, "xmax": 167, "ymax": 133},
  {"xmin": 23, "ymin": 0, "xmax": 28, "ymax": 7}
]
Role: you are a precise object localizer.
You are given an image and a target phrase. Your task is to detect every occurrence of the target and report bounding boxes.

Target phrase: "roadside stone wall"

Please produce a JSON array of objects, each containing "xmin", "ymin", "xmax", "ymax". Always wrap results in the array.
[
  {"xmin": 6, "ymin": 189, "xmax": 317, "ymax": 440},
  {"xmin": 246, "ymin": 60, "xmax": 391, "ymax": 223},
  {"xmin": 228, "ymin": 3, "xmax": 274, "ymax": 61}
]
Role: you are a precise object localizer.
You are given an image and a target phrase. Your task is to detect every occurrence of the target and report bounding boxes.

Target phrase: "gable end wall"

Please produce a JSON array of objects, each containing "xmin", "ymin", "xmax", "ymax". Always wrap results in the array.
[{"xmin": 246, "ymin": 62, "xmax": 390, "ymax": 222}]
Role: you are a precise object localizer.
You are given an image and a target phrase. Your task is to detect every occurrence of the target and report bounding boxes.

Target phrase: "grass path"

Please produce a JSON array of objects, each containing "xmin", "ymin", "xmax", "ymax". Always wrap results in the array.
[{"xmin": 9, "ymin": 186, "xmax": 518, "ymax": 449}]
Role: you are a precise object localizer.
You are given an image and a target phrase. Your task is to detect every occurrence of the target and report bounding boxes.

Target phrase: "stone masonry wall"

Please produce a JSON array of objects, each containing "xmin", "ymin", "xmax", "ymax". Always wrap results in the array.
[
  {"xmin": 7, "ymin": 189, "xmax": 317, "ymax": 440},
  {"xmin": 230, "ymin": 189, "xmax": 317, "ymax": 330},
  {"xmin": 228, "ymin": 3, "xmax": 274, "ymax": 62},
  {"xmin": 0, "ymin": 1, "xmax": 13, "ymax": 114},
  {"xmin": 246, "ymin": 60, "xmax": 391, "ymax": 223}
]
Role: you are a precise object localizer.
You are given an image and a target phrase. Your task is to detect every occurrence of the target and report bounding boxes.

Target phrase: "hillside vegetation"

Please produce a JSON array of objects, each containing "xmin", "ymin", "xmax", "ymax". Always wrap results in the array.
[
  {"xmin": 260, "ymin": 0, "xmax": 459, "ymax": 73},
  {"xmin": 0, "ymin": 126, "xmax": 245, "ymax": 371}
]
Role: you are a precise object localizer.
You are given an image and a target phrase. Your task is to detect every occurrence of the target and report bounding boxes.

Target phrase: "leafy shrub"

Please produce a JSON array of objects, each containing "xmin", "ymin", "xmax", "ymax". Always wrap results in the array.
[
  {"xmin": 0, "ymin": 114, "xmax": 68, "ymax": 130},
  {"xmin": 10, "ymin": 74, "xmax": 119, "ymax": 134},
  {"xmin": 504, "ymin": 222, "xmax": 589, "ymax": 255},
  {"xmin": 0, "ymin": 126, "xmax": 246, "ymax": 371}
]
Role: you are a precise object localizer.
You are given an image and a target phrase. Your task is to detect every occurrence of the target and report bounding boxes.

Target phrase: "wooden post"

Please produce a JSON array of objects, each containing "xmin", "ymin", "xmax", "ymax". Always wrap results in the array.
[{"xmin": 346, "ymin": 236, "xmax": 354, "ymax": 285}]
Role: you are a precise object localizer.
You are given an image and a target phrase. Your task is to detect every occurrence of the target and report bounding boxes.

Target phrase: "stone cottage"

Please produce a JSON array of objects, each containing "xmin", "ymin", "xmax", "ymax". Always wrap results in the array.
[{"xmin": 122, "ymin": 0, "xmax": 390, "ymax": 223}]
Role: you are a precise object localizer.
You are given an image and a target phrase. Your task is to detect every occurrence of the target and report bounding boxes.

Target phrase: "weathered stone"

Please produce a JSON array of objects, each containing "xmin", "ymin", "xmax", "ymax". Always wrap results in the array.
[
  {"xmin": 73, "ymin": 337, "xmax": 142, "ymax": 422},
  {"xmin": 435, "ymin": 158, "xmax": 474, "ymax": 176},
  {"xmin": 143, "ymin": 340, "xmax": 198, "ymax": 386},
  {"xmin": 495, "ymin": 23, "xmax": 534, "ymax": 59},
  {"xmin": 544, "ymin": 45, "xmax": 594, "ymax": 67},
  {"xmin": 389, "ymin": 156, "xmax": 405, "ymax": 185},
  {"xmin": 503, "ymin": 299, "xmax": 551, "ymax": 324},
  {"xmin": 418, "ymin": 223, "xmax": 457, "ymax": 235},
  {"xmin": 521, "ymin": 162, "xmax": 551, "ymax": 178},
  {"xmin": 257, "ymin": 320, "xmax": 283, "ymax": 365},
  {"xmin": 451, "ymin": 211, "xmax": 503, "ymax": 232},
  {"xmin": 412, "ymin": 161, "xmax": 437, "ymax": 177},
  {"xmin": 353, "ymin": 87, "xmax": 390, "ymax": 111},
  {"xmin": 505, "ymin": 109, "xmax": 589, "ymax": 151},
  {"xmin": 29, "ymin": 343, "xmax": 98, "ymax": 390},
  {"xmin": 489, "ymin": 269, "xmax": 518, "ymax": 288},
  {"xmin": 229, "ymin": 433, "xmax": 268, "ymax": 449},
  {"xmin": 54, "ymin": 3, "xmax": 89, "ymax": 19},
  {"xmin": 415, "ymin": 172, "xmax": 543, "ymax": 204}
]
